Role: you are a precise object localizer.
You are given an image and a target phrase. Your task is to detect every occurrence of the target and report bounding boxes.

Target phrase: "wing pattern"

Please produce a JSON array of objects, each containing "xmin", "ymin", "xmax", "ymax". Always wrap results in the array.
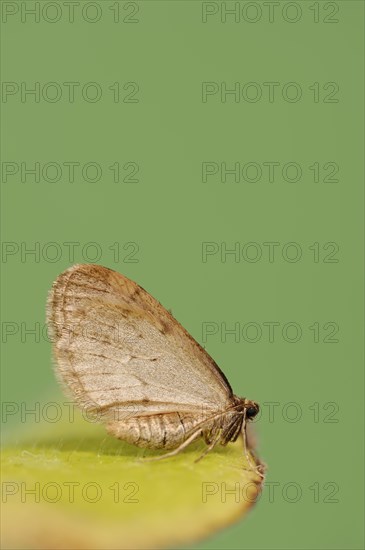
[{"xmin": 47, "ymin": 264, "xmax": 233, "ymax": 422}]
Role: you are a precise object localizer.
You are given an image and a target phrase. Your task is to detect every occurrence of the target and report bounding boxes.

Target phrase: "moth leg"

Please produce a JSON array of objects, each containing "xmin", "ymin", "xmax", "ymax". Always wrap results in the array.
[
  {"xmin": 194, "ymin": 430, "xmax": 222, "ymax": 463},
  {"xmin": 140, "ymin": 428, "xmax": 202, "ymax": 462},
  {"xmin": 241, "ymin": 422, "xmax": 264, "ymax": 478}
]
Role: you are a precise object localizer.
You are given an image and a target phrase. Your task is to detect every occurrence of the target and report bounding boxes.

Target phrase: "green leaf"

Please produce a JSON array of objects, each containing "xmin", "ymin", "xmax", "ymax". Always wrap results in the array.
[{"xmin": 1, "ymin": 405, "xmax": 265, "ymax": 550}]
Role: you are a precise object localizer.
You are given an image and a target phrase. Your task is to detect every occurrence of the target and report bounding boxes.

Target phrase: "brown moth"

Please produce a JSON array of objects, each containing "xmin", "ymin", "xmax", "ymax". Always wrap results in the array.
[{"xmin": 47, "ymin": 264, "xmax": 260, "ymax": 465}]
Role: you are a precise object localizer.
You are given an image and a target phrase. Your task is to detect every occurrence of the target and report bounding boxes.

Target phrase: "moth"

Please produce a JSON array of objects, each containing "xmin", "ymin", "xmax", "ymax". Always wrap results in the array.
[{"xmin": 47, "ymin": 264, "xmax": 260, "ymax": 465}]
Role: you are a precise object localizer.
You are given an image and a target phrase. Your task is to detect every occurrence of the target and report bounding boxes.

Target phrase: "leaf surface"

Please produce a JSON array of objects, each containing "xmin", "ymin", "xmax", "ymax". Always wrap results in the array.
[{"xmin": 1, "ymin": 406, "xmax": 264, "ymax": 549}]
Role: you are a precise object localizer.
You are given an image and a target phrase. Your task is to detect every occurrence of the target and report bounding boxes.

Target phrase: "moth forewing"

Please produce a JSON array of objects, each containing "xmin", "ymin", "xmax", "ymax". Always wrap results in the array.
[{"xmin": 47, "ymin": 264, "xmax": 259, "ymax": 463}]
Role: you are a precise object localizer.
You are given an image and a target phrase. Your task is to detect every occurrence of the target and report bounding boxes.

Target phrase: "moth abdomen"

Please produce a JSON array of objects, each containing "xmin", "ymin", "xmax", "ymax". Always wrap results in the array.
[{"xmin": 106, "ymin": 412, "xmax": 202, "ymax": 450}]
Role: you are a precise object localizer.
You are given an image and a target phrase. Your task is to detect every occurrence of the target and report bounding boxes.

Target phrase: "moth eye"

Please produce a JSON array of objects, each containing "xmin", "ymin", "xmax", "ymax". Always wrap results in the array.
[{"xmin": 246, "ymin": 406, "xmax": 258, "ymax": 419}]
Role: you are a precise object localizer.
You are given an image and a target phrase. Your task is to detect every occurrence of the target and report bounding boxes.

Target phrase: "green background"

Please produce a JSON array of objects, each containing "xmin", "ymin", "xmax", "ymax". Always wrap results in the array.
[{"xmin": 1, "ymin": 1, "xmax": 364, "ymax": 549}]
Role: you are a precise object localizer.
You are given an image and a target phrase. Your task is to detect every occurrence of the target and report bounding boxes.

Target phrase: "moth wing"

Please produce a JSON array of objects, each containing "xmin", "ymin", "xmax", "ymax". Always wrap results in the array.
[{"xmin": 47, "ymin": 264, "xmax": 233, "ymax": 420}]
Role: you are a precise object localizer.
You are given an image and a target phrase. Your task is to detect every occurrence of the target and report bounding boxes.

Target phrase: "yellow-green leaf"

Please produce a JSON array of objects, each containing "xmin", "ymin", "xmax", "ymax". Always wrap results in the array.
[{"xmin": 1, "ymin": 406, "xmax": 265, "ymax": 550}]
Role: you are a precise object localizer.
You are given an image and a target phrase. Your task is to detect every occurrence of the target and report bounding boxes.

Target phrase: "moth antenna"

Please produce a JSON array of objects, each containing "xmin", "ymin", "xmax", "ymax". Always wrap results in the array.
[
  {"xmin": 140, "ymin": 407, "xmax": 245, "ymax": 463},
  {"xmin": 140, "ymin": 407, "xmax": 261, "ymax": 464}
]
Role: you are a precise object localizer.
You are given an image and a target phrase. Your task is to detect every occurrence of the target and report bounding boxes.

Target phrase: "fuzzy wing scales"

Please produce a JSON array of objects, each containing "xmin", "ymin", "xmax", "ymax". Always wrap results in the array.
[{"xmin": 47, "ymin": 264, "xmax": 232, "ymax": 420}]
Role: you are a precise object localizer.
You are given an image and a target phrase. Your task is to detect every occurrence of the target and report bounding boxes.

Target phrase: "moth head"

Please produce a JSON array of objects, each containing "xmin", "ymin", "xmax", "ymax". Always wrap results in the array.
[{"xmin": 244, "ymin": 399, "xmax": 259, "ymax": 420}]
